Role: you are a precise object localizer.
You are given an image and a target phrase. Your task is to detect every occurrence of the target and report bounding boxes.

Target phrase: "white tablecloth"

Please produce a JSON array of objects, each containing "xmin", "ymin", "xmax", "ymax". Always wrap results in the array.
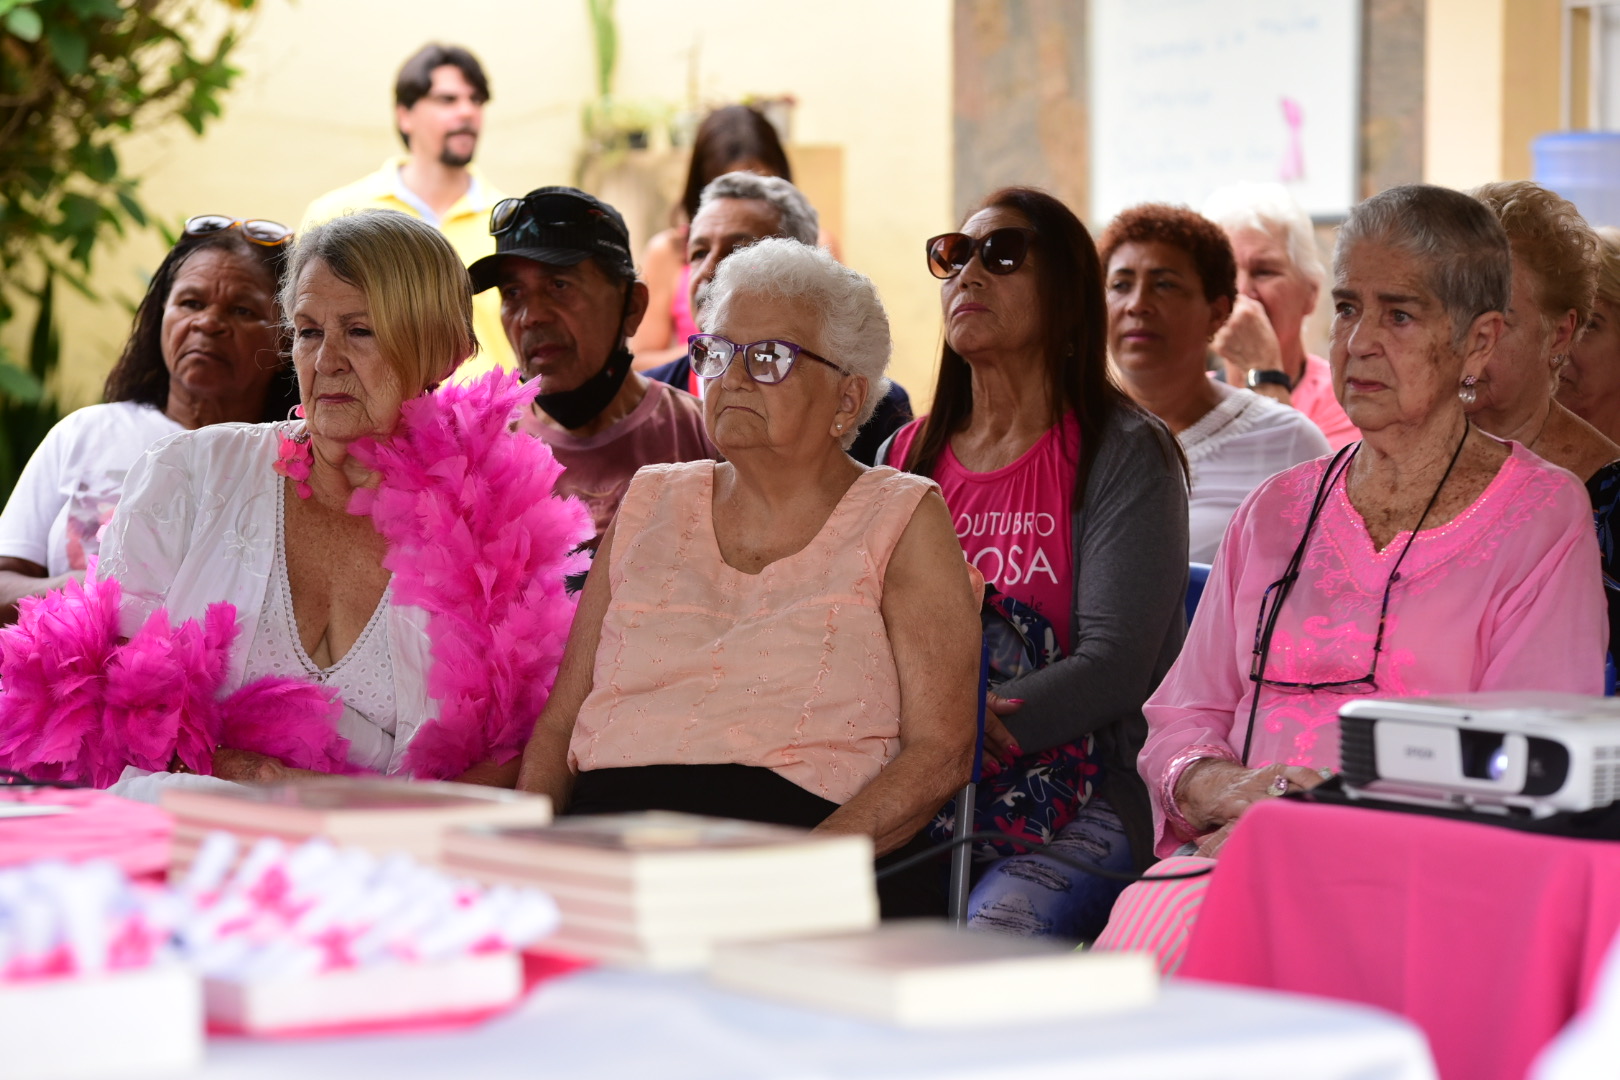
[{"xmin": 158, "ymin": 969, "xmax": 1436, "ymax": 1080}]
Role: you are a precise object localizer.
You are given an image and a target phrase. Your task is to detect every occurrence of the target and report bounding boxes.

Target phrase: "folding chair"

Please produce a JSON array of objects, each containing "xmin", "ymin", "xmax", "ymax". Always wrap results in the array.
[
  {"xmin": 1185, "ymin": 562, "xmax": 1212, "ymax": 626},
  {"xmin": 947, "ymin": 641, "xmax": 990, "ymax": 926}
]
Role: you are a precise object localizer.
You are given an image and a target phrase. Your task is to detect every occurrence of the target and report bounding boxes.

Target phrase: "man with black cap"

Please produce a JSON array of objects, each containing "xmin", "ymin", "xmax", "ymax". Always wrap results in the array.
[{"xmin": 469, "ymin": 187, "xmax": 715, "ymax": 546}]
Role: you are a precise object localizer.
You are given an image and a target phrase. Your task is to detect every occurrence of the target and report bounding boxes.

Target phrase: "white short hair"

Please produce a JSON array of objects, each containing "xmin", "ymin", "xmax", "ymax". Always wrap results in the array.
[
  {"xmin": 698, "ymin": 172, "xmax": 819, "ymax": 246},
  {"xmin": 1202, "ymin": 182, "xmax": 1326, "ymax": 289},
  {"xmin": 701, "ymin": 237, "xmax": 890, "ymax": 449}
]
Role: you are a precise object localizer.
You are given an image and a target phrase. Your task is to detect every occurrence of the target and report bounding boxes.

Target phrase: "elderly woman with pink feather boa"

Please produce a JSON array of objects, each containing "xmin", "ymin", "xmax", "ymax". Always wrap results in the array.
[{"xmin": 0, "ymin": 210, "xmax": 592, "ymax": 790}]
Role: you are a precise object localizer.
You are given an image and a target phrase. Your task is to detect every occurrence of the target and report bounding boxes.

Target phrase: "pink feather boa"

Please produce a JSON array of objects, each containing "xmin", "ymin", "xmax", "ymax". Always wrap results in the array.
[
  {"xmin": 347, "ymin": 370, "xmax": 591, "ymax": 779},
  {"xmin": 0, "ymin": 573, "xmax": 350, "ymax": 786},
  {"xmin": 0, "ymin": 370, "xmax": 590, "ymax": 785}
]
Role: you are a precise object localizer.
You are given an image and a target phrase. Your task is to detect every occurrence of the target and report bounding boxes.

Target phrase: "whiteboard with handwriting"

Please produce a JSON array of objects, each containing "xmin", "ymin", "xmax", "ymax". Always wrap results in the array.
[{"xmin": 1088, "ymin": 0, "xmax": 1361, "ymax": 223}]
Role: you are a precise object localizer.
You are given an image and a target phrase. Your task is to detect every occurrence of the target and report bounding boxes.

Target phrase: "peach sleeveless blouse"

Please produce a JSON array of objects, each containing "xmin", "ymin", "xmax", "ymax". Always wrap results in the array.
[{"xmin": 568, "ymin": 461, "xmax": 938, "ymax": 805}]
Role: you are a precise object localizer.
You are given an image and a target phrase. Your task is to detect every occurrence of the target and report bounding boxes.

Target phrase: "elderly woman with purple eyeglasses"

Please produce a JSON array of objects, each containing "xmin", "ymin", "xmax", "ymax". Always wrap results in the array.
[{"xmin": 517, "ymin": 238, "xmax": 982, "ymax": 918}]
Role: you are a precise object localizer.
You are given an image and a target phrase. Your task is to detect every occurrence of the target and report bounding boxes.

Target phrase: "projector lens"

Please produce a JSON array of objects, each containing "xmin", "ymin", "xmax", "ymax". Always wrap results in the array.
[{"xmin": 1460, "ymin": 729, "xmax": 1510, "ymax": 781}]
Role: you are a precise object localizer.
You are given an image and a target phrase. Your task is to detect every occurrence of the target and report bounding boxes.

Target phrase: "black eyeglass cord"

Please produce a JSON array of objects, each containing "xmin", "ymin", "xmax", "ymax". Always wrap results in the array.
[{"xmin": 1240, "ymin": 420, "xmax": 1472, "ymax": 765}]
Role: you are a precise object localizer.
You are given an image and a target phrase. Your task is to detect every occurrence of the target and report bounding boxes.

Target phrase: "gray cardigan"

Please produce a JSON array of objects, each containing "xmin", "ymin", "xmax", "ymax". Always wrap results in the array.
[{"xmin": 881, "ymin": 406, "xmax": 1188, "ymax": 870}]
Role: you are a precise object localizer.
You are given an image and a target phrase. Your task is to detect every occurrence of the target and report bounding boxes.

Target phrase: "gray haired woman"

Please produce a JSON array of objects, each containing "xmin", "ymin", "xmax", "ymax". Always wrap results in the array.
[
  {"xmin": 1097, "ymin": 184, "xmax": 1605, "ymax": 974},
  {"xmin": 518, "ymin": 238, "xmax": 982, "ymax": 917}
]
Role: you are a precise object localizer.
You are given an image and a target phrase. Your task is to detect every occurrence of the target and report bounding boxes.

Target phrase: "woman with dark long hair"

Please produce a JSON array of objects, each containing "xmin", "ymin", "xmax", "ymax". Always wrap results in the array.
[
  {"xmin": 881, "ymin": 186, "xmax": 1189, "ymax": 939},
  {"xmin": 0, "ymin": 217, "xmax": 298, "ymax": 622}
]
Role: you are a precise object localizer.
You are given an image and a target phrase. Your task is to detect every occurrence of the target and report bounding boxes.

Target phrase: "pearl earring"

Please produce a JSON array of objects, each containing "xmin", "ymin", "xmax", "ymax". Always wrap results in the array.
[{"xmin": 1459, "ymin": 375, "xmax": 1479, "ymax": 406}]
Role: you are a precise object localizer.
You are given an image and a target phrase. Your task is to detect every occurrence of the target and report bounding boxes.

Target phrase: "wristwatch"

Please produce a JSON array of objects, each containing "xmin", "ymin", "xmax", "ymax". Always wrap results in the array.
[{"xmin": 1246, "ymin": 369, "xmax": 1293, "ymax": 392}]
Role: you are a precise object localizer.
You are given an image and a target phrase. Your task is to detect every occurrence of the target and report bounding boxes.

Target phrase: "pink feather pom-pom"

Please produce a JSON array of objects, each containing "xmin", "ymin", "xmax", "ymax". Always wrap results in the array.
[
  {"xmin": 0, "ymin": 576, "xmax": 356, "ymax": 784},
  {"xmin": 0, "ymin": 573, "xmax": 124, "ymax": 784},
  {"xmin": 348, "ymin": 370, "xmax": 592, "ymax": 779},
  {"xmin": 220, "ymin": 678, "xmax": 359, "ymax": 775}
]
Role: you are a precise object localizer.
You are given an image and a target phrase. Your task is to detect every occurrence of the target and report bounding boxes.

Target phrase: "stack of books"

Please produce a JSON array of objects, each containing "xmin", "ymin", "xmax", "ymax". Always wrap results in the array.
[
  {"xmin": 161, "ymin": 778, "xmax": 552, "ymax": 874},
  {"xmin": 443, "ymin": 811, "xmax": 879, "ymax": 969}
]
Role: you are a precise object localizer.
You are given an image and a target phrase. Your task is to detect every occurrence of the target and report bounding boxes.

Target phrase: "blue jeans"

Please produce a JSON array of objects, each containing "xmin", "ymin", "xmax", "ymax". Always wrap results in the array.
[{"xmin": 965, "ymin": 797, "xmax": 1133, "ymax": 941}]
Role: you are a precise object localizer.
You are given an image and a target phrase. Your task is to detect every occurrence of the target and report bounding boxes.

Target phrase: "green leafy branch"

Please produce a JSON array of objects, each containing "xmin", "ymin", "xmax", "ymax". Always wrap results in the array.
[{"xmin": 0, "ymin": 0, "xmax": 260, "ymax": 500}]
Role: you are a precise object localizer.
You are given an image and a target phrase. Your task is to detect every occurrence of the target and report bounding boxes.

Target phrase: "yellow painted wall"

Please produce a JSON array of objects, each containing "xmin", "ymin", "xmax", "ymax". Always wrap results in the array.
[
  {"xmin": 1424, "ymin": 0, "xmax": 1562, "ymax": 188},
  {"xmin": 42, "ymin": 0, "xmax": 953, "ymax": 412}
]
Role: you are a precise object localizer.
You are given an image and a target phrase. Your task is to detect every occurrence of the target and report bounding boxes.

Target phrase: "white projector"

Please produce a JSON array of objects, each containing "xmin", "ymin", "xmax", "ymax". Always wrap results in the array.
[{"xmin": 1337, "ymin": 692, "xmax": 1620, "ymax": 817}]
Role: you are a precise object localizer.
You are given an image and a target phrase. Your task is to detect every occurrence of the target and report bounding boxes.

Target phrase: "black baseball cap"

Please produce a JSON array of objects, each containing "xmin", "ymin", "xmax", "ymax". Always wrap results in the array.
[{"xmin": 468, "ymin": 186, "xmax": 635, "ymax": 292}]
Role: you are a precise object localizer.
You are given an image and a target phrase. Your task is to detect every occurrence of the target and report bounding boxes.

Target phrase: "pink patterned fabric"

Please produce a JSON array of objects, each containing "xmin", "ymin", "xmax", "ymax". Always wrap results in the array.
[
  {"xmin": 1180, "ymin": 798, "xmax": 1620, "ymax": 1080},
  {"xmin": 1141, "ymin": 442, "xmax": 1606, "ymax": 857},
  {"xmin": 569, "ymin": 462, "xmax": 936, "ymax": 804},
  {"xmin": 348, "ymin": 372, "xmax": 592, "ymax": 780}
]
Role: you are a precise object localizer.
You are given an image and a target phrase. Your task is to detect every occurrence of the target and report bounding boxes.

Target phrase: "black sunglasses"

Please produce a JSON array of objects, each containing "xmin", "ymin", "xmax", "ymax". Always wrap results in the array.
[
  {"xmin": 490, "ymin": 195, "xmax": 602, "ymax": 236},
  {"xmin": 925, "ymin": 227, "xmax": 1035, "ymax": 279}
]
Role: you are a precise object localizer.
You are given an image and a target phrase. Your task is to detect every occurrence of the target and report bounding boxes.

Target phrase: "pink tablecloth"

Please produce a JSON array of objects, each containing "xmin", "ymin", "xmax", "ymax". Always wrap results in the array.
[{"xmin": 1179, "ymin": 798, "xmax": 1620, "ymax": 1080}]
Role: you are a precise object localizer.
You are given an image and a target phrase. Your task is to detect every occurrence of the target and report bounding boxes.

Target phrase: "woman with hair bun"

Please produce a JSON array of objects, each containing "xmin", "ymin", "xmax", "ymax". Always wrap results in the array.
[
  {"xmin": 1560, "ymin": 226, "xmax": 1620, "ymax": 444},
  {"xmin": 1467, "ymin": 181, "xmax": 1620, "ymax": 654}
]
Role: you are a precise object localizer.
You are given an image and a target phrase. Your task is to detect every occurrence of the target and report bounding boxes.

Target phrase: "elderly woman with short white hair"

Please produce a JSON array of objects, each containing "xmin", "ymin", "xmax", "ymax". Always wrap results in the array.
[
  {"xmin": 1203, "ymin": 182, "xmax": 1358, "ymax": 448},
  {"xmin": 519, "ymin": 238, "xmax": 981, "ymax": 917}
]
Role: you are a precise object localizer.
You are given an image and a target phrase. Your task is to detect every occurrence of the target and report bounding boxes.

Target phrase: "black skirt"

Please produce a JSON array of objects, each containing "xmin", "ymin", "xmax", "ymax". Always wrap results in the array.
[{"xmin": 568, "ymin": 764, "xmax": 946, "ymax": 918}]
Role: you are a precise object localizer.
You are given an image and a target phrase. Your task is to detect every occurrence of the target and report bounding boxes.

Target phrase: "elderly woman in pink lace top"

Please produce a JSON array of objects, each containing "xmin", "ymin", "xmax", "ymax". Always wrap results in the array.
[
  {"xmin": 1145, "ymin": 183, "xmax": 1608, "ymax": 858},
  {"xmin": 517, "ymin": 238, "xmax": 981, "ymax": 917}
]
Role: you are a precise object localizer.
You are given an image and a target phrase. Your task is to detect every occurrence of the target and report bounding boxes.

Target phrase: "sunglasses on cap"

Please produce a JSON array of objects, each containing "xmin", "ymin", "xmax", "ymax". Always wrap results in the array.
[
  {"xmin": 925, "ymin": 227, "xmax": 1036, "ymax": 279},
  {"xmin": 184, "ymin": 215, "xmax": 293, "ymax": 247},
  {"xmin": 489, "ymin": 194, "xmax": 606, "ymax": 236}
]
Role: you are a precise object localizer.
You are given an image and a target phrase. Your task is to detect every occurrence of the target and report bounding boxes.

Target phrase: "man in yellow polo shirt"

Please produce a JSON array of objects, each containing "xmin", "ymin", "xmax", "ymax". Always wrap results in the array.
[{"xmin": 300, "ymin": 42, "xmax": 515, "ymax": 379}]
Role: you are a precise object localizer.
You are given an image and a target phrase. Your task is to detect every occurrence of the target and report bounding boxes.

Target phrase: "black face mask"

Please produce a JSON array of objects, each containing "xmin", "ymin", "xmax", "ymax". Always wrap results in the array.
[
  {"xmin": 531, "ymin": 279, "xmax": 636, "ymax": 430},
  {"xmin": 533, "ymin": 344, "xmax": 634, "ymax": 429}
]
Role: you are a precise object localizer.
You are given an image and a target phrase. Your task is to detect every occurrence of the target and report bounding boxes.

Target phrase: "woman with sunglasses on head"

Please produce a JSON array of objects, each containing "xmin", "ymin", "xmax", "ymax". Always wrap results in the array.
[
  {"xmin": 1101, "ymin": 204, "xmax": 1331, "ymax": 563},
  {"xmin": 878, "ymin": 187, "xmax": 1189, "ymax": 941},
  {"xmin": 0, "ymin": 209, "xmax": 590, "ymax": 790},
  {"xmin": 1095, "ymin": 184, "xmax": 1606, "ymax": 973},
  {"xmin": 0, "ymin": 216, "xmax": 299, "ymax": 625},
  {"xmin": 518, "ymin": 238, "xmax": 981, "ymax": 917}
]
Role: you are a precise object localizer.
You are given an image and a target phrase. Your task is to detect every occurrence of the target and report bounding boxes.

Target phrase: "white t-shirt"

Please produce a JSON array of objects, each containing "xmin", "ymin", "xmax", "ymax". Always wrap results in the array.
[
  {"xmin": 1180, "ymin": 388, "xmax": 1333, "ymax": 563},
  {"xmin": 0, "ymin": 402, "xmax": 182, "ymax": 575}
]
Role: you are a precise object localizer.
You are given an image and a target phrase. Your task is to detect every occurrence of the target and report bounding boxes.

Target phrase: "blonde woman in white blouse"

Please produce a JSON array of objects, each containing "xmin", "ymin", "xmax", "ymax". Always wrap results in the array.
[{"xmin": 4, "ymin": 210, "xmax": 591, "ymax": 790}]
